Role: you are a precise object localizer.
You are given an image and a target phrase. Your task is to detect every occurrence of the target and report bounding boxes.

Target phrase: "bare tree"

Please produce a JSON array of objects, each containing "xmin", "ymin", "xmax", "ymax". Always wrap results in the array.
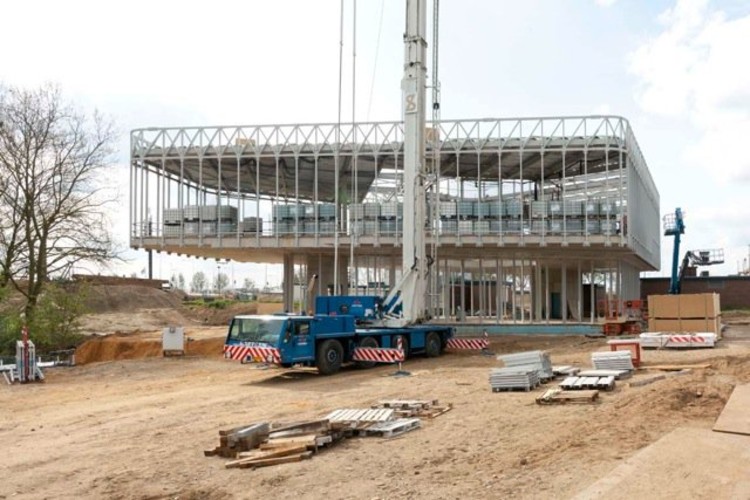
[
  {"xmin": 0, "ymin": 84, "xmax": 118, "ymax": 318},
  {"xmin": 191, "ymin": 271, "xmax": 207, "ymax": 293},
  {"xmin": 214, "ymin": 272, "xmax": 230, "ymax": 293}
]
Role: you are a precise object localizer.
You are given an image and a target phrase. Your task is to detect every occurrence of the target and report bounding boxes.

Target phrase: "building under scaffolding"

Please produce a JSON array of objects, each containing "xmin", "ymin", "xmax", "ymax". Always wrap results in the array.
[{"xmin": 129, "ymin": 115, "xmax": 660, "ymax": 324}]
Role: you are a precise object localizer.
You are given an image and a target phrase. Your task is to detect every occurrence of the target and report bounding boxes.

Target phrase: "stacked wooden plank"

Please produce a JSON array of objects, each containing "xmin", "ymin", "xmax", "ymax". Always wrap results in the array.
[
  {"xmin": 205, "ymin": 420, "xmax": 344, "ymax": 469},
  {"xmin": 497, "ymin": 350, "xmax": 554, "ymax": 380},
  {"xmin": 489, "ymin": 367, "xmax": 541, "ymax": 392},
  {"xmin": 591, "ymin": 351, "xmax": 634, "ymax": 371}
]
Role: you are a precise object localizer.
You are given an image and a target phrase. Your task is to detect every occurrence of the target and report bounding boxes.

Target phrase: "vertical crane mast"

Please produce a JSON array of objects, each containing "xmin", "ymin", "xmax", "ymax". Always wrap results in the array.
[{"xmin": 400, "ymin": 0, "xmax": 428, "ymax": 324}]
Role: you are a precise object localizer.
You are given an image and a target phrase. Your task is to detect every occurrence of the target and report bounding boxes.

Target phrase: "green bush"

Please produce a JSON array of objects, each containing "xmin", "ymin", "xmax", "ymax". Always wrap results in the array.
[{"xmin": 0, "ymin": 284, "xmax": 88, "ymax": 356}]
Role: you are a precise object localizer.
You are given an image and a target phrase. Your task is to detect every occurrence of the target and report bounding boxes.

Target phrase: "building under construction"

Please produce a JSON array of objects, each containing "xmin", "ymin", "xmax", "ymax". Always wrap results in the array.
[{"xmin": 129, "ymin": 115, "xmax": 659, "ymax": 326}]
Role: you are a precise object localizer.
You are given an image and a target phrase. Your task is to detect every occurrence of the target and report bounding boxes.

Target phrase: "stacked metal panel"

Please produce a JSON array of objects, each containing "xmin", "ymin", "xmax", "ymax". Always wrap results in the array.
[
  {"xmin": 591, "ymin": 351, "xmax": 634, "ymax": 371},
  {"xmin": 489, "ymin": 367, "xmax": 541, "ymax": 392},
  {"xmin": 497, "ymin": 350, "xmax": 554, "ymax": 380}
]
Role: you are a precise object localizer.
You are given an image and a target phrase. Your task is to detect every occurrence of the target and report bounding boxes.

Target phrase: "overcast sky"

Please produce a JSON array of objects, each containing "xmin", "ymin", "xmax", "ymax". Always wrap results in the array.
[{"xmin": 1, "ymin": 0, "xmax": 749, "ymax": 286}]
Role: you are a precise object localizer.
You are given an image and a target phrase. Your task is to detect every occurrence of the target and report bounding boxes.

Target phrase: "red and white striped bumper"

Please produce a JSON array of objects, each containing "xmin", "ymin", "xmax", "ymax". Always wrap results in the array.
[
  {"xmin": 352, "ymin": 347, "xmax": 404, "ymax": 363},
  {"xmin": 446, "ymin": 338, "xmax": 490, "ymax": 350},
  {"xmin": 223, "ymin": 345, "xmax": 281, "ymax": 364}
]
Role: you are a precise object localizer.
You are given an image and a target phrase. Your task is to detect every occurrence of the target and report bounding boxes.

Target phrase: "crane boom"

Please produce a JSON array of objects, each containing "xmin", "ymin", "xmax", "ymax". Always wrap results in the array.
[{"xmin": 395, "ymin": 0, "xmax": 428, "ymax": 326}]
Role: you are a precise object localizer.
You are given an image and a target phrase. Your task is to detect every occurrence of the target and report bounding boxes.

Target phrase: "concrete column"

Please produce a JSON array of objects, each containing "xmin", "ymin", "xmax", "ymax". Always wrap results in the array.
[{"xmin": 283, "ymin": 253, "xmax": 294, "ymax": 312}]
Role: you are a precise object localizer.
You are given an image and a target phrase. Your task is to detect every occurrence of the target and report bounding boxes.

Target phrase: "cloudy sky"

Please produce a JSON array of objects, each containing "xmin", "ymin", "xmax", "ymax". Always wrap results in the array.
[{"xmin": 1, "ymin": 0, "xmax": 749, "ymax": 286}]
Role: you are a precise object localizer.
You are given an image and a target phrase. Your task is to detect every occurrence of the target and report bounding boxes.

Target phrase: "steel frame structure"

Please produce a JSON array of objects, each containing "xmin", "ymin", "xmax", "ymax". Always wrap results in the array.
[{"xmin": 130, "ymin": 115, "xmax": 659, "ymax": 323}]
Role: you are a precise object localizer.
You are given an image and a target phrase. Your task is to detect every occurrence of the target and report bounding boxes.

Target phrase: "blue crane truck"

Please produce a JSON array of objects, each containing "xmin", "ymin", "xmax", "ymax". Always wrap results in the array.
[{"xmin": 224, "ymin": 295, "xmax": 454, "ymax": 375}]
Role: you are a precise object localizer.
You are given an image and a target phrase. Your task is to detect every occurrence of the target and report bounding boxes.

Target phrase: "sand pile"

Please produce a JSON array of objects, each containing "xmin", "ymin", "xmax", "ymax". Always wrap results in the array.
[{"xmin": 75, "ymin": 334, "xmax": 225, "ymax": 364}]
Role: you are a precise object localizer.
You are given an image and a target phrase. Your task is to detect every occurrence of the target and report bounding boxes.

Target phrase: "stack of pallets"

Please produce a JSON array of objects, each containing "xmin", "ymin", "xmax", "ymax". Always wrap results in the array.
[
  {"xmin": 591, "ymin": 351, "xmax": 634, "ymax": 371},
  {"xmin": 497, "ymin": 350, "xmax": 554, "ymax": 381},
  {"xmin": 489, "ymin": 367, "xmax": 541, "ymax": 392}
]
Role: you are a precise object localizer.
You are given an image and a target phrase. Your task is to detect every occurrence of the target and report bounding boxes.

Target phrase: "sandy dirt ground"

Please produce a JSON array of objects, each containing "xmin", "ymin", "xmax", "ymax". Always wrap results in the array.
[{"xmin": 2, "ymin": 326, "xmax": 750, "ymax": 500}]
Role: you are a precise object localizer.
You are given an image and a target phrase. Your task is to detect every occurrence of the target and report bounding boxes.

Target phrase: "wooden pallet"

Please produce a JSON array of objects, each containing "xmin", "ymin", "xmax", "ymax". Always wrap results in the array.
[
  {"xmin": 536, "ymin": 389, "xmax": 599, "ymax": 405},
  {"xmin": 360, "ymin": 418, "xmax": 421, "ymax": 438},
  {"xmin": 371, "ymin": 400, "xmax": 452, "ymax": 419}
]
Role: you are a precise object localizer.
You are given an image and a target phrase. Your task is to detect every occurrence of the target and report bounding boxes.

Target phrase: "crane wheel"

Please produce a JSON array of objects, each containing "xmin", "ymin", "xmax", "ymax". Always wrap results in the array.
[
  {"xmin": 356, "ymin": 337, "xmax": 379, "ymax": 369},
  {"xmin": 317, "ymin": 339, "xmax": 344, "ymax": 375},
  {"xmin": 425, "ymin": 332, "xmax": 442, "ymax": 357}
]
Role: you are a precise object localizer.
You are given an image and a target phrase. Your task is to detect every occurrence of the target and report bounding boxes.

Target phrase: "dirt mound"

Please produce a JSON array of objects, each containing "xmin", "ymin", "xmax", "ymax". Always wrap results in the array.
[
  {"xmin": 84, "ymin": 285, "xmax": 184, "ymax": 314},
  {"xmin": 75, "ymin": 334, "xmax": 225, "ymax": 364},
  {"xmin": 182, "ymin": 302, "xmax": 259, "ymax": 326}
]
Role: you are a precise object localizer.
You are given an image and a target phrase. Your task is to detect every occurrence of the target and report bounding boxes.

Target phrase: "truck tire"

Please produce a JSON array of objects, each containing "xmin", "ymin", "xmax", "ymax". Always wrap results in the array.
[
  {"xmin": 317, "ymin": 339, "xmax": 344, "ymax": 375},
  {"xmin": 425, "ymin": 332, "xmax": 442, "ymax": 357},
  {"xmin": 356, "ymin": 337, "xmax": 379, "ymax": 369},
  {"xmin": 392, "ymin": 335, "xmax": 409, "ymax": 360}
]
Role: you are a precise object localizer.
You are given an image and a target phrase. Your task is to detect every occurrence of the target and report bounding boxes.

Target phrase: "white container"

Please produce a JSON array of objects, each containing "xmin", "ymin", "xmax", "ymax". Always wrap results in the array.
[
  {"xmin": 563, "ymin": 201, "xmax": 584, "ymax": 217},
  {"xmin": 163, "ymin": 225, "xmax": 182, "ymax": 238},
  {"xmin": 530, "ymin": 201, "xmax": 547, "ymax": 218},
  {"xmin": 458, "ymin": 220, "xmax": 473, "ymax": 235},
  {"xmin": 163, "ymin": 208, "xmax": 182, "ymax": 224},
  {"xmin": 184, "ymin": 205, "xmax": 201, "ymax": 221},
  {"xmin": 457, "ymin": 201, "xmax": 473, "ymax": 218},
  {"xmin": 488, "ymin": 202, "xmax": 503, "ymax": 218},
  {"xmin": 439, "ymin": 201, "xmax": 457, "ymax": 218},
  {"xmin": 474, "ymin": 202, "xmax": 490, "ymax": 218},
  {"xmin": 162, "ymin": 327, "xmax": 185, "ymax": 354},
  {"xmin": 441, "ymin": 220, "xmax": 458, "ymax": 234},
  {"xmin": 365, "ymin": 203, "xmax": 382, "ymax": 219},
  {"xmin": 349, "ymin": 204, "xmax": 364, "ymax": 220},
  {"xmin": 548, "ymin": 201, "xmax": 563, "ymax": 217},
  {"xmin": 531, "ymin": 220, "xmax": 548, "ymax": 234},
  {"xmin": 183, "ymin": 222, "xmax": 200, "ymax": 236},
  {"xmin": 200, "ymin": 205, "xmax": 217, "ymax": 221},
  {"xmin": 505, "ymin": 200, "xmax": 523, "ymax": 217},
  {"xmin": 474, "ymin": 220, "xmax": 490, "ymax": 235},
  {"xmin": 584, "ymin": 200, "xmax": 600, "ymax": 217}
]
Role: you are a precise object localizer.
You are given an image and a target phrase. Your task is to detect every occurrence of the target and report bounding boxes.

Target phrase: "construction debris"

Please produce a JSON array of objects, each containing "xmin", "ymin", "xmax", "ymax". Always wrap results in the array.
[
  {"xmin": 497, "ymin": 350, "xmax": 554, "ymax": 381},
  {"xmin": 536, "ymin": 388, "xmax": 599, "ymax": 405},
  {"xmin": 206, "ymin": 399, "xmax": 451, "ymax": 470},
  {"xmin": 591, "ymin": 351, "xmax": 634, "ymax": 371}
]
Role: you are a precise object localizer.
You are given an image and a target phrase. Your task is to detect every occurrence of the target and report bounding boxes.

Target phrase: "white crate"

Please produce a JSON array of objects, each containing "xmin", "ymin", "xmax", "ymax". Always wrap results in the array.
[{"xmin": 439, "ymin": 201, "xmax": 457, "ymax": 218}]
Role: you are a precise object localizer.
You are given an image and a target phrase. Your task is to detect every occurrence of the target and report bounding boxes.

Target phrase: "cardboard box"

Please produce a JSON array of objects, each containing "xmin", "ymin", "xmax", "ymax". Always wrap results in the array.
[
  {"xmin": 648, "ymin": 317, "xmax": 721, "ymax": 335},
  {"xmin": 647, "ymin": 293, "xmax": 720, "ymax": 319}
]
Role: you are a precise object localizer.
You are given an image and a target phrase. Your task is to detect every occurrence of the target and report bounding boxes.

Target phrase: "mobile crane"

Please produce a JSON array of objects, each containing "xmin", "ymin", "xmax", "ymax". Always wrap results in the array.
[
  {"xmin": 664, "ymin": 208, "xmax": 724, "ymax": 294},
  {"xmin": 224, "ymin": 0, "xmax": 454, "ymax": 374}
]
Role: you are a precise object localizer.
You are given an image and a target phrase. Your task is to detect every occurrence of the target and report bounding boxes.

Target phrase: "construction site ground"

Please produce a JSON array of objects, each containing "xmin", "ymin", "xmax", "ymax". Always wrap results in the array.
[{"xmin": 3, "ymin": 305, "xmax": 750, "ymax": 499}]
